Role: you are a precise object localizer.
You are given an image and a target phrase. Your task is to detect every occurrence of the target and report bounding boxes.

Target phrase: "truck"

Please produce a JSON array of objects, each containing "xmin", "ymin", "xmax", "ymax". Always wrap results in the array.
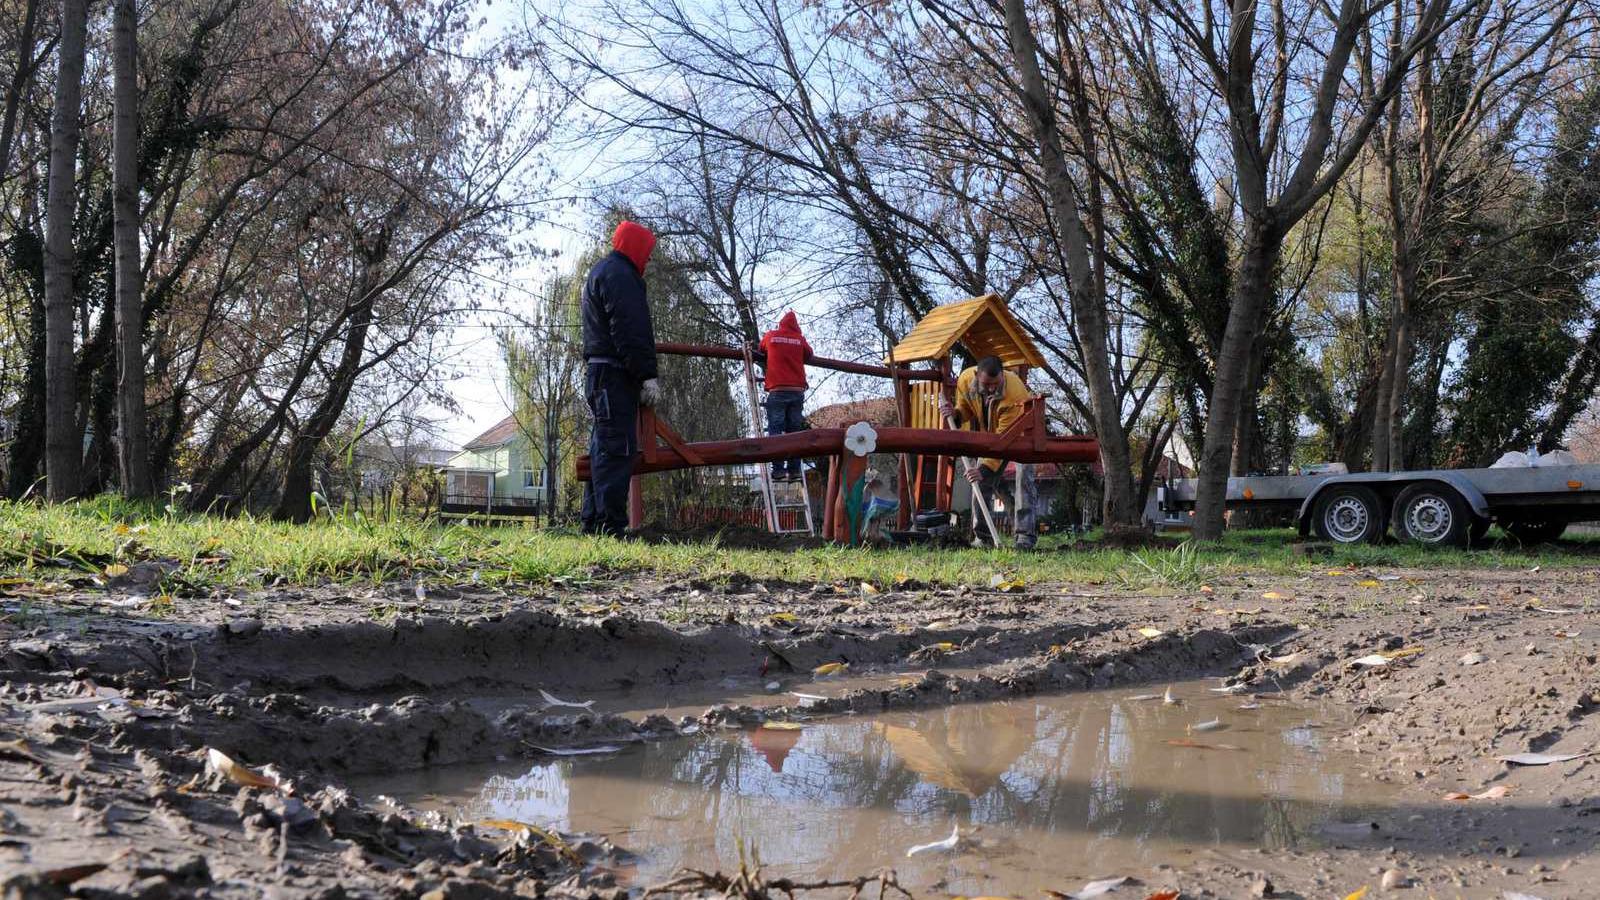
[{"xmin": 1156, "ymin": 463, "xmax": 1600, "ymax": 547}]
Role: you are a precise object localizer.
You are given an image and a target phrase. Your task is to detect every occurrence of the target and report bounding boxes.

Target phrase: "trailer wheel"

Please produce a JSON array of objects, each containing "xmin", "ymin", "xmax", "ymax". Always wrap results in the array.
[
  {"xmin": 1505, "ymin": 519, "xmax": 1566, "ymax": 545},
  {"xmin": 1311, "ymin": 486, "xmax": 1385, "ymax": 544},
  {"xmin": 1392, "ymin": 484, "xmax": 1470, "ymax": 548}
]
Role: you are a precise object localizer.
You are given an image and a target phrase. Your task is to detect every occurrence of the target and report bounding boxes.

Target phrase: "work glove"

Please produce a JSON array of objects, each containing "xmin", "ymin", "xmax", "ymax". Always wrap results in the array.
[{"xmin": 640, "ymin": 378, "xmax": 661, "ymax": 407}]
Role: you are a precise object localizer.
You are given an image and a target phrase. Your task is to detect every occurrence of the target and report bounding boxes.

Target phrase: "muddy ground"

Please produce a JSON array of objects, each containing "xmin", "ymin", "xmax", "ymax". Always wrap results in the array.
[{"xmin": 2, "ymin": 556, "xmax": 1598, "ymax": 899}]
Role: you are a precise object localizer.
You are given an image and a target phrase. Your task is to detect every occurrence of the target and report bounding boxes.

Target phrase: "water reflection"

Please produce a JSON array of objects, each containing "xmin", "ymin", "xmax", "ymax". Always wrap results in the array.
[{"xmin": 381, "ymin": 684, "xmax": 1374, "ymax": 895}]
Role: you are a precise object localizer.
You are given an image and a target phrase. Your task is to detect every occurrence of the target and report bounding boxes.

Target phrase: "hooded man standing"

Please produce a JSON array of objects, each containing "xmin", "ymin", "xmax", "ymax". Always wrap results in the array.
[
  {"xmin": 579, "ymin": 221, "xmax": 659, "ymax": 537},
  {"xmin": 937, "ymin": 356, "xmax": 1038, "ymax": 549},
  {"xmin": 757, "ymin": 311, "xmax": 814, "ymax": 481}
]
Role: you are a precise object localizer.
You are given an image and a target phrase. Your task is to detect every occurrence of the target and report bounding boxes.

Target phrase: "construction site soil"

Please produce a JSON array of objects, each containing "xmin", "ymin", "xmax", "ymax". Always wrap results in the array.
[{"xmin": 3, "ymin": 557, "xmax": 1599, "ymax": 898}]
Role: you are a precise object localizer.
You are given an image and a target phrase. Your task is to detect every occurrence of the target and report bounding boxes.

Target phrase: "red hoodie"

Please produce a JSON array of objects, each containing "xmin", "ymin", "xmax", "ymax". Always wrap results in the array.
[
  {"xmin": 759, "ymin": 311, "xmax": 814, "ymax": 392},
  {"xmin": 612, "ymin": 221, "xmax": 656, "ymax": 274}
]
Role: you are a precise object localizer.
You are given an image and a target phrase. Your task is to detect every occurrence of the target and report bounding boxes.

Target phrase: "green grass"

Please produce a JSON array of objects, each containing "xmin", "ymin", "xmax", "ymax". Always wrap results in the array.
[{"xmin": 0, "ymin": 496, "xmax": 1595, "ymax": 594}]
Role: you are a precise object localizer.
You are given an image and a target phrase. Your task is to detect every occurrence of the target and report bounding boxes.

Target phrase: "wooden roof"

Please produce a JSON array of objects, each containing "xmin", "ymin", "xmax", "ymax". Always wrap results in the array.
[{"xmin": 886, "ymin": 294, "xmax": 1046, "ymax": 368}]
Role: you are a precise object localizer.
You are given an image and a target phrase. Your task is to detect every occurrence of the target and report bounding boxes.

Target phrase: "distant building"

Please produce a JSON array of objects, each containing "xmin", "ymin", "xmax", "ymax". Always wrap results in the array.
[{"xmin": 440, "ymin": 415, "xmax": 549, "ymax": 515}]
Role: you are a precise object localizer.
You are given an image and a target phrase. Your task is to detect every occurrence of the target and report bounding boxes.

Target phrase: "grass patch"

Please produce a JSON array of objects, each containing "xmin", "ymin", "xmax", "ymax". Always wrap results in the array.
[{"xmin": 0, "ymin": 496, "xmax": 1593, "ymax": 593}]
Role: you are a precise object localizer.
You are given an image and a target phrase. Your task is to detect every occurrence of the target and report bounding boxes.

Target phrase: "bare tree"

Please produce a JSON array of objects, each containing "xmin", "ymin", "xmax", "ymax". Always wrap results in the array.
[
  {"xmin": 1152, "ymin": 0, "xmax": 1455, "ymax": 539},
  {"xmin": 42, "ymin": 0, "xmax": 88, "ymax": 501},
  {"xmin": 112, "ymin": 0, "xmax": 151, "ymax": 497}
]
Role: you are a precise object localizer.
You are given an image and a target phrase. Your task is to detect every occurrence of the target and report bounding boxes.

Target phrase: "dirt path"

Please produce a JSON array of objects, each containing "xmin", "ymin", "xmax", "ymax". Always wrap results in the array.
[{"xmin": 3, "ymin": 562, "xmax": 1597, "ymax": 898}]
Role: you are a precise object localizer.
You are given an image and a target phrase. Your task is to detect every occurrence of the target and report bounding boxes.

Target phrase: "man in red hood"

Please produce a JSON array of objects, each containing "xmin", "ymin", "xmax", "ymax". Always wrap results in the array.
[
  {"xmin": 579, "ymin": 220, "xmax": 659, "ymax": 537},
  {"xmin": 757, "ymin": 311, "xmax": 814, "ymax": 482}
]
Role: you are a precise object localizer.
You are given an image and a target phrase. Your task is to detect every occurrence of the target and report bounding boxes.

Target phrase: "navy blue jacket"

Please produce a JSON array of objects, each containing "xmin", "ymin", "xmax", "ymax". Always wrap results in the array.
[{"xmin": 580, "ymin": 250, "xmax": 658, "ymax": 383}]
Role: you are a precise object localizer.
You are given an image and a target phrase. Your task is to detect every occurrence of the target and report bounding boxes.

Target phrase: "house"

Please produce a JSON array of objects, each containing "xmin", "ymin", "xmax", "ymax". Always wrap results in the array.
[
  {"xmin": 441, "ymin": 415, "xmax": 549, "ymax": 515},
  {"xmin": 806, "ymin": 396, "xmax": 900, "ymax": 430}
]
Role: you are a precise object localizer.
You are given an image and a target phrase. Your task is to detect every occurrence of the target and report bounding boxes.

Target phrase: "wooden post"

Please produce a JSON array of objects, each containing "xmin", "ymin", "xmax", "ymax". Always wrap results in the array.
[
  {"xmin": 822, "ymin": 455, "xmax": 839, "ymax": 540},
  {"xmin": 628, "ymin": 475, "xmax": 643, "ymax": 530},
  {"xmin": 890, "ymin": 352, "xmax": 913, "ymax": 531}
]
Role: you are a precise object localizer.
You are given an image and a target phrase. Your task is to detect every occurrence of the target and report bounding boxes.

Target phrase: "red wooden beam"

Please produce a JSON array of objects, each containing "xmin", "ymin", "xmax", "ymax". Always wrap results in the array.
[
  {"xmin": 577, "ymin": 426, "xmax": 1098, "ymax": 479},
  {"xmin": 655, "ymin": 342, "xmax": 943, "ymax": 381}
]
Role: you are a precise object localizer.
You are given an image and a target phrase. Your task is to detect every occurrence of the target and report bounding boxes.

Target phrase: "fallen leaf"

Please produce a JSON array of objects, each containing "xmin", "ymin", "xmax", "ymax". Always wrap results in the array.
[
  {"xmin": 526, "ymin": 744, "xmax": 623, "ymax": 756},
  {"xmin": 478, "ymin": 819, "xmax": 582, "ymax": 862},
  {"xmin": 539, "ymin": 689, "xmax": 595, "ymax": 710},
  {"xmin": 905, "ymin": 823, "xmax": 960, "ymax": 857},
  {"xmin": 1553, "ymin": 629, "xmax": 1579, "ymax": 638},
  {"xmin": 988, "ymin": 573, "xmax": 1026, "ymax": 592},
  {"xmin": 860, "ymin": 582, "xmax": 880, "ymax": 596},
  {"xmin": 1136, "ymin": 627, "xmax": 1164, "ymax": 639},
  {"xmin": 1445, "ymin": 785, "xmax": 1511, "ymax": 800},
  {"xmin": 1144, "ymin": 893, "xmax": 1179, "ymax": 900},
  {"xmin": 1261, "ymin": 591, "xmax": 1289, "ymax": 600},
  {"xmin": 760, "ymin": 722, "xmax": 803, "ymax": 732},
  {"xmin": 1351, "ymin": 654, "xmax": 1393, "ymax": 667},
  {"xmin": 205, "ymin": 748, "xmax": 284, "ymax": 792},
  {"xmin": 1496, "ymin": 751, "xmax": 1590, "ymax": 766},
  {"xmin": 813, "ymin": 661, "xmax": 850, "ymax": 677},
  {"xmin": 1065, "ymin": 876, "xmax": 1128, "ymax": 898},
  {"xmin": 768, "ymin": 612, "xmax": 798, "ymax": 625},
  {"xmin": 42, "ymin": 864, "xmax": 108, "ymax": 885},
  {"xmin": 1199, "ymin": 585, "xmax": 1214, "ymax": 594},
  {"xmin": 0, "ymin": 738, "xmax": 41, "ymax": 763},
  {"xmin": 104, "ymin": 564, "xmax": 129, "ymax": 578},
  {"xmin": 1356, "ymin": 579, "xmax": 1381, "ymax": 588},
  {"xmin": 1164, "ymin": 738, "xmax": 1244, "ymax": 751},
  {"xmin": 1343, "ymin": 888, "xmax": 1369, "ymax": 900},
  {"xmin": 1266, "ymin": 652, "xmax": 1304, "ymax": 666}
]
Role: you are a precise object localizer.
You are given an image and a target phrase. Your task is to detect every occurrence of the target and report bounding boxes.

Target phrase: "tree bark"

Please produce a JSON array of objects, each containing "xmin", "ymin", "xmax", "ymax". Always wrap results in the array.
[
  {"xmin": 1001, "ymin": 0, "xmax": 1138, "ymax": 526},
  {"xmin": 112, "ymin": 0, "xmax": 152, "ymax": 498},
  {"xmin": 43, "ymin": 0, "xmax": 89, "ymax": 502},
  {"xmin": 1192, "ymin": 220, "xmax": 1280, "ymax": 540}
]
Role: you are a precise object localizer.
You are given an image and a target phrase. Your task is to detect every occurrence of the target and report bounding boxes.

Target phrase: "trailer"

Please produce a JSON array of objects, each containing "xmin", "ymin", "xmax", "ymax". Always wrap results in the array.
[{"xmin": 1157, "ymin": 464, "xmax": 1600, "ymax": 547}]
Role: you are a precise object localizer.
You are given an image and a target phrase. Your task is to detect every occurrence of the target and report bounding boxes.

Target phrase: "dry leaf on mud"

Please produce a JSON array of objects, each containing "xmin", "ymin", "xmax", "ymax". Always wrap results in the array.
[
  {"xmin": 1343, "ymin": 888, "xmax": 1369, "ymax": 900},
  {"xmin": 1351, "ymin": 654, "xmax": 1394, "ymax": 667},
  {"xmin": 768, "ymin": 612, "xmax": 799, "ymax": 625},
  {"xmin": 1199, "ymin": 585, "xmax": 1214, "ymax": 594},
  {"xmin": 205, "ymin": 748, "xmax": 284, "ymax": 792},
  {"xmin": 860, "ymin": 582, "xmax": 881, "ymax": 596},
  {"xmin": 104, "ymin": 563, "xmax": 129, "ymax": 578},
  {"xmin": 1267, "ymin": 652, "xmax": 1305, "ymax": 666},
  {"xmin": 905, "ymin": 823, "xmax": 960, "ymax": 857},
  {"xmin": 1143, "ymin": 893, "xmax": 1179, "ymax": 900},
  {"xmin": 813, "ymin": 661, "xmax": 850, "ymax": 677},
  {"xmin": 478, "ymin": 819, "xmax": 582, "ymax": 862},
  {"xmin": 526, "ymin": 744, "xmax": 623, "ymax": 756},
  {"xmin": 1048, "ymin": 876, "xmax": 1128, "ymax": 898},
  {"xmin": 1164, "ymin": 738, "xmax": 1244, "ymax": 751},
  {"xmin": 1496, "ymin": 751, "xmax": 1590, "ymax": 766},
  {"xmin": 0, "ymin": 738, "xmax": 41, "ymax": 763},
  {"xmin": 576, "ymin": 602, "xmax": 620, "ymax": 616},
  {"xmin": 40, "ymin": 864, "xmax": 108, "ymax": 885},
  {"xmin": 538, "ymin": 689, "xmax": 595, "ymax": 711},
  {"xmin": 1136, "ymin": 627, "xmax": 1164, "ymax": 639},
  {"xmin": 1445, "ymin": 785, "xmax": 1512, "ymax": 800},
  {"xmin": 1356, "ymin": 579, "xmax": 1381, "ymax": 588},
  {"xmin": 1261, "ymin": 591, "xmax": 1289, "ymax": 600},
  {"xmin": 988, "ymin": 574, "xmax": 1026, "ymax": 592}
]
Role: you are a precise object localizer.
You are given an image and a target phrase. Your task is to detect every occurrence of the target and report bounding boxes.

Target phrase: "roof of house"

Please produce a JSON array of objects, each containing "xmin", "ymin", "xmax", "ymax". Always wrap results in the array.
[
  {"xmin": 887, "ymin": 294, "xmax": 1046, "ymax": 369},
  {"xmin": 807, "ymin": 397, "xmax": 900, "ymax": 430},
  {"xmin": 462, "ymin": 415, "xmax": 522, "ymax": 450}
]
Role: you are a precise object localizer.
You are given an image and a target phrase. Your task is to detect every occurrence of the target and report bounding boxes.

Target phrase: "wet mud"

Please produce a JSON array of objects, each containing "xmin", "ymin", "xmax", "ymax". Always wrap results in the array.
[{"xmin": 3, "ymin": 564, "xmax": 1599, "ymax": 897}]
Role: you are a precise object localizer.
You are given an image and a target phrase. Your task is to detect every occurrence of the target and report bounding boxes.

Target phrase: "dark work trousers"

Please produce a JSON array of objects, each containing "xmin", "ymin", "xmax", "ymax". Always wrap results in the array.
[
  {"xmin": 581, "ymin": 362, "xmax": 641, "ymax": 537},
  {"xmin": 764, "ymin": 389, "xmax": 805, "ymax": 479}
]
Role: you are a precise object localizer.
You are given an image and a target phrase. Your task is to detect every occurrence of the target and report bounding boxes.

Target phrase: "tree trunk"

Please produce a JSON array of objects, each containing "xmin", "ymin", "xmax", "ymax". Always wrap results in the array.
[
  {"xmin": 1001, "ymin": 0, "xmax": 1138, "ymax": 526},
  {"xmin": 42, "ymin": 0, "xmax": 89, "ymax": 502},
  {"xmin": 1377, "ymin": 249, "xmax": 1418, "ymax": 472},
  {"xmin": 1192, "ymin": 220, "xmax": 1280, "ymax": 541},
  {"xmin": 273, "ymin": 296, "xmax": 376, "ymax": 522},
  {"xmin": 112, "ymin": 0, "xmax": 151, "ymax": 498},
  {"xmin": 1539, "ymin": 314, "xmax": 1600, "ymax": 453}
]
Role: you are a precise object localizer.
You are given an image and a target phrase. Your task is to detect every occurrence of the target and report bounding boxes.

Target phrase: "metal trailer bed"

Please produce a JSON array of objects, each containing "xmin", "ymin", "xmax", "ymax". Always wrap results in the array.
[{"xmin": 1157, "ymin": 464, "xmax": 1600, "ymax": 547}]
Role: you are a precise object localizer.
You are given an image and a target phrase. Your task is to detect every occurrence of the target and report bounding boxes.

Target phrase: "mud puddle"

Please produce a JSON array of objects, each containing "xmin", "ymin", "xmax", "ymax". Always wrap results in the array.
[{"xmin": 359, "ymin": 681, "xmax": 1394, "ymax": 895}]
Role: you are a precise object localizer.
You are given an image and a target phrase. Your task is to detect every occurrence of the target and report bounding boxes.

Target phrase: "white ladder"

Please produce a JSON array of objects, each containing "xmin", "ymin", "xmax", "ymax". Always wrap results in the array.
[{"xmin": 742, "ymin": 345, "xmax": 815, "ymax": 536}]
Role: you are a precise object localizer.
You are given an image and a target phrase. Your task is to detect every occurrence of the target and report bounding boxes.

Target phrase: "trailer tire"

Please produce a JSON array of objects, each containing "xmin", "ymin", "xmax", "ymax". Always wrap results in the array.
[
  {"xmin": 1505, "ymin": 519, "xmax": 1566, "ymax": 545},
  {"xmin": 1392, "ymin": 483, "xmax": 1470, "ymax": 548},
  {"xmin": 1311, "ymin": 485, "xmax": 1385, "ymax": 544}
]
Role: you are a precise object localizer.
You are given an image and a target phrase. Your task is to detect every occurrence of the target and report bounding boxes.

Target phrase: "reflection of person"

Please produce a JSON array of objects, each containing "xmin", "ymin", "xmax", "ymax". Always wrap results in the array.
[
  {"xmin": 579, "ymin": 221, "xmax": 659, "ymax": 537},
  {"xmin": 937, "ymin": 356, "xmax": 1038, "ymax": 550},
  {"xmin": 757, "ymin": 311, "xmax": 814, "ymax": 482}
]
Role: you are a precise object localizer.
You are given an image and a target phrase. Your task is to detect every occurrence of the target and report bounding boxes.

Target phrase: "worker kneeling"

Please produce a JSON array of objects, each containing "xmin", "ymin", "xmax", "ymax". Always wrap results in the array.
[{"xmin": 938, "ymin": 356, "xmax": 1038, "ymax": 550}]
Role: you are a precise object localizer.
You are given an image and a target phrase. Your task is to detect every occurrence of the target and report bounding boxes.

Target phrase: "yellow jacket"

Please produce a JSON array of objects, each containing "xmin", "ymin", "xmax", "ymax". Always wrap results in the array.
[{"xmin": 951, "ymin": 367, "xmax": 1030, "ymax": 471}]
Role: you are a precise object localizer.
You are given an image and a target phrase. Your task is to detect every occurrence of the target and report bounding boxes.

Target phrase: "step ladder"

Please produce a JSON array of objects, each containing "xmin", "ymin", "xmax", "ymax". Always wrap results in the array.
[{"xmin": 742, "ymin": 345, "xmax": 816, "ymax": 536}]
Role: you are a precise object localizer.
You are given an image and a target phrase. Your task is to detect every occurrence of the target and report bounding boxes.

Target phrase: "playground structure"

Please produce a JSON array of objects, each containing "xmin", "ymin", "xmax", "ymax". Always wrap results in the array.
[{"xmin": 575, "ymin": 295, "xmax": 1101, "ymax": 544}]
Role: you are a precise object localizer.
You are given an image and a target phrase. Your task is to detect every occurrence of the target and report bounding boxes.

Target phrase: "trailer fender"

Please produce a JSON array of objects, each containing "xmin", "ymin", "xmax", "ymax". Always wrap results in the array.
[{"xmin": 1297, "ymin": 473, "xmax": 1491, "ymax": 529}]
